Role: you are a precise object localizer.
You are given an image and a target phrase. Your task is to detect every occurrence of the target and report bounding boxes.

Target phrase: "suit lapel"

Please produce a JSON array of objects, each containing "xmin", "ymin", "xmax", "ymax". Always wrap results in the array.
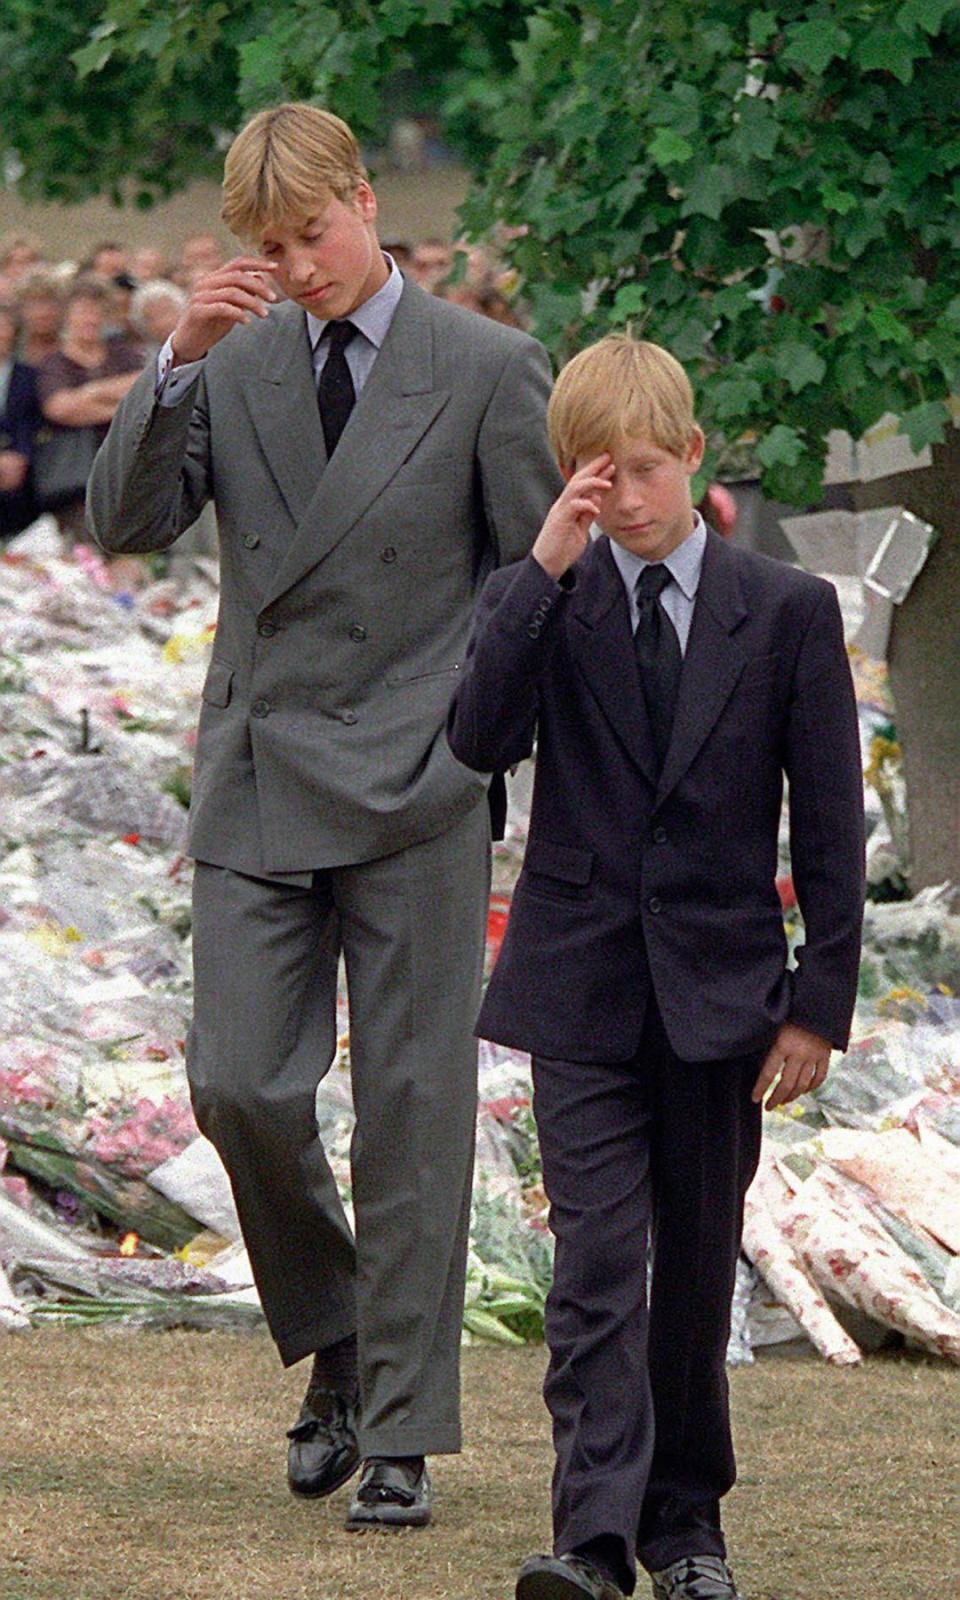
[
  {"xmin": 655, "ymin": 529, "xmax": 749, "ymax": 804},
  {"xmin": 258, "ymin": 282, "xmax": 451, "ymax": 610},
  {"xmin": 244, "ymin": 303, "xmax": 329, "ymax": 526},
  {"xmin": 569, "ymin": 539, "xmax": 660, "ymax": 789}
]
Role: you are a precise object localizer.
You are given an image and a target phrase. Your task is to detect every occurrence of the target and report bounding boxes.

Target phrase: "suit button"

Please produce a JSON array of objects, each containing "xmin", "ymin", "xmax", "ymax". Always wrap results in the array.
[
  {"xmin": 648, "ymin": 896, "xmax": 663, "ymax": 914},
  {"xmin": 243, "ymin": 534, "xmax": 260, "ymax": 549},
  {"xmin": 251, "ymin": 699, "xmax": 270, "ymax": 718},
  {"xmin": 381, "ymin": 546, "xmax": 397, "ymax": 563},
  {"xmin": 652, "ymin": 826, "xmax": 668, "ymax": 844},
  {"xmin": 341, "ymin": 709, "xmax": 358, "ymax": 725},
  {"xmin": 258, "ymin": 621, "xmax": 277, "ymax": 638},
  {"xmin": 349, "ymin": 624, "xmax": 366, "ymax": 641},
  {"xmin": 527, "ymin": 623, "xmax": 541, "ymax": 639}
]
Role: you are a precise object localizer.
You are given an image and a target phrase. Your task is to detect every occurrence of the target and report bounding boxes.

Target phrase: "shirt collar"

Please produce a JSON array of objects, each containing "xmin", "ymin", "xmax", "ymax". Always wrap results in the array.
[
  {"xmin": 608, "ymin": 511, "xmax": 707, "ymax": 600},
  {"xmin": 306, "ymin": 252, "xmax": 404, "ymax": 352}
]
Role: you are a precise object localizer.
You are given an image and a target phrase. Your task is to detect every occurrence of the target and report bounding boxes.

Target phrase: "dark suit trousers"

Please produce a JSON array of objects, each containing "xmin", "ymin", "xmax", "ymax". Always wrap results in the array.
[
  {"xmin": 532, "ymin": 998, "xmax": 762, "ymax": 1588},
  {"xmin": 186, "ymin": 801, "xmax": 490, "ymax": 1458}
]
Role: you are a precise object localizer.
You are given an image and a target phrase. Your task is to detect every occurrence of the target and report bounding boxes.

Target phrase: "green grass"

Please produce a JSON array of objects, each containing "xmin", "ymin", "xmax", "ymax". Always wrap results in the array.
[{"xmin": 0, "ymin": 1332, "xmax": 956, "ymax": 1600}]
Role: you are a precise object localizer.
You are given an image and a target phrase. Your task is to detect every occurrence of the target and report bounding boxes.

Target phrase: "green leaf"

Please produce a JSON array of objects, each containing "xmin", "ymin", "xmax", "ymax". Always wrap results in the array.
[
  {"xmin": 899, "ymin": 401, "xmax": 948, "ymax": 450},
  {"xmin": 867, "ymin": 305, "xmax": 912, "ymax": 344},
  {"xmin": 782, "ymin": 18, "xmax": 852, "ymax": 75},
  {"xmin": 681, "ymin": 165, "xmax": 733, "ymax": 220},
  {"xmin": 862, "ymin": 152, "xmax": 893, "ymax": 187},
  {"xmin": 709, "ymin": 376, "xmax": 764, "ymax": 420},
  {"xmin": 670, "ymin": 316, "xmax": 715, "ymax": 362},
  {"xmin": 854, "ymin": 25, "xmax": 929, "ymax": 83},
  {"xmin": 896, "ymin": 0, "xmax": 960, "ymax": 36},
  {"xmin": 748, "ymin": 9, "xmax": 780, "ymax": 48},
  {"xmin": 612, "ymin": 282, "xmax": 647, "ymax": 319},
  {"xmin": 71, "ymin": 20, "xmax": 118, "ymax": 78},
  {"xmin": 650, "ymin": 127, "xmax": 695, "ymax": 168},
  {"xmin": 757, "ymin": 424, "xmax": 805, "ymax": 469},
  {"xmin": 772, "ymin": 341, "xmax": 827, "ymax": 394},
  {"xmin": 820, "ymin": 180, "xmax": 858, "ymax": 215}
]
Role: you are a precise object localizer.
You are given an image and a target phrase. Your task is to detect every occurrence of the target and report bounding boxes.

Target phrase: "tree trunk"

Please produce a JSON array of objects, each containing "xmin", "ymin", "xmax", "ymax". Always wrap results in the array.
[{"xmin": 852, "ymin": 429, "xmax": 960, "ymax": 890}]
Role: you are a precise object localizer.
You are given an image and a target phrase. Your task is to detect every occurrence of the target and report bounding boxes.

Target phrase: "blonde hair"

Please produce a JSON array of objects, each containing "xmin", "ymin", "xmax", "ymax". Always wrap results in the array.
[
  {"xmin": 221, "ymin": 103, "xmax": 368, "ymax": 240},
  {"xmin": 548, "ymin": 334, "xmax": 697, "ymax": 469}
]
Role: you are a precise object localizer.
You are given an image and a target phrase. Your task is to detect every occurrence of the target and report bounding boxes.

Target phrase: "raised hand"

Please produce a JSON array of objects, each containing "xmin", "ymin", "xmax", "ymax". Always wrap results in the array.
[
  {"xmin": 531, "ymin": 453, "xmax": 615, "ymax": 579},
  {"xmin": 170, "ymin": 257, "xmax": 279, "ymax": 366}
]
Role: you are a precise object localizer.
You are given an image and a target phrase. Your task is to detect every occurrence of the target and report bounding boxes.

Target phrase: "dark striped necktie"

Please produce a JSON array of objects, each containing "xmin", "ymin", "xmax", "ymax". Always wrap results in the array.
[
  {"xmin": 634, "ymin": 562, "xmax": 682, "ymax": 772},
  {"xmin": 317, "ymin": 319, "xmax": 357, "ymax": 457}
]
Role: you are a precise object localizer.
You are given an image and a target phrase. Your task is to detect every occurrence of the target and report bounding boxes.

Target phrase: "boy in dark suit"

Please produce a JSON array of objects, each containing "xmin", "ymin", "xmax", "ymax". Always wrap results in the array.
[{"xmin": 447, "ymin": 336, "xmax": 865, "ymax": 1600}]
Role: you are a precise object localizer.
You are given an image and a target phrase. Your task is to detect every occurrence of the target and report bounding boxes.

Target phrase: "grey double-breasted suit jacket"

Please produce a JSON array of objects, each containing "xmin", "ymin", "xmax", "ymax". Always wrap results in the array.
[{"xmin": 87, "ymin": 279, "xmax": 562, "ymax": 876}]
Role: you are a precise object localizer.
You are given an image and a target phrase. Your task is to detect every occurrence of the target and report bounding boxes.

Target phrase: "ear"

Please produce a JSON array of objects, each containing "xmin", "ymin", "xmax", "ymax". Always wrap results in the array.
[
  {"xmin": 354, "ymin": 180, "xmax": 378, "ymax": 224},
  {"xmin": 685, "ymin": 426, "xmax": 705, "ymax": 475}
]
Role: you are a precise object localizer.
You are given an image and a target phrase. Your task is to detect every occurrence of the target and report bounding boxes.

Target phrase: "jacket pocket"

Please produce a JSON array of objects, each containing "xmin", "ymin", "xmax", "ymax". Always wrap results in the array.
[
  {"xmin": 523, "ymin": 838, "xmax": 595, "ymax": 899},
  {"xmin": 201, "ymin": 658, "xmax": 234, "ymax": 708}
]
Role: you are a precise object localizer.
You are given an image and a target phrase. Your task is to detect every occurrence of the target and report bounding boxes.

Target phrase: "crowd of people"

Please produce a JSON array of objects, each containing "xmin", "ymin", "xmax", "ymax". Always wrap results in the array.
[{"xmin": 0, "ymin": 225, "xmax": 524, "ymax": 545}]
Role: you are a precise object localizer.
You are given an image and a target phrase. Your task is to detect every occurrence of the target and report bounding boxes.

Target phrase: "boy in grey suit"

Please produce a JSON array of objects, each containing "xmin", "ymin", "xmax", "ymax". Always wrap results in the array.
[{"xmin": 87, "ymin": 102, "xmax": 561, "ymax": 1528}]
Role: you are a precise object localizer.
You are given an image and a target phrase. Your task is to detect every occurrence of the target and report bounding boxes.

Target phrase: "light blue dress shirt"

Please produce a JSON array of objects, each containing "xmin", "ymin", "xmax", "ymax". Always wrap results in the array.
[
  {"xmin": 607, "ymin": 511, "xmax": 707, "ymax": 657},
  {"xmin": 155, "ymin": 253, "xmax": 404, "ymax": 408}
]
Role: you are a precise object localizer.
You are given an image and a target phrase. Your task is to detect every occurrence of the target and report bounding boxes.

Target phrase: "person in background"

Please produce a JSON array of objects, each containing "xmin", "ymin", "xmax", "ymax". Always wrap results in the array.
[
  {"xmin": 176, "ymin": 232, "xmax": 225, "ymax": 286},
  {"xmin": 129, "ymin": 279, "xmax": 188, "ymax": 359},
  {"xmin": 0, "ymin": 302, "xmax": 41, "ymax": 538},
  {"xmin": 36, "ymin": 278, "xmax": 143, "ymax": 540},
  {"xmin": 90, "ymin": 241, "xmax": 128, "ymax": 279},
  {"xmin": 129, "ymin": 245, "xmax": 169, "ymax": 283},
  {"xmin": 409, "ymin": 237, "xmax": 452, "ymax": 291},
  {"xmin": 0, "ymin": 232, "xmax": 45, "ymax": 297},
  {"xmin": 15, "ymin": 272, "xmax": 64, "ymax": 368},
  {"xmin": 380, "ymin": 240, "xmax": 413, "ymax": 273}
]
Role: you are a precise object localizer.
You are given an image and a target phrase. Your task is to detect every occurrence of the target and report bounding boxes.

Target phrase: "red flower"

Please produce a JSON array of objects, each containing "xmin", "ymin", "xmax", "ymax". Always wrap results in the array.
[{"xmin": 776, "ymin": 874, "xmax": 797, "ymax": 911}]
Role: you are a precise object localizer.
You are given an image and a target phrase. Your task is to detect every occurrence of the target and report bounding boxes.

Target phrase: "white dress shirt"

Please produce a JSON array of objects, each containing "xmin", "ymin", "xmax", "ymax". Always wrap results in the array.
[
  {"xmin": 155, "ymin": 252, "xmax": 404, "ymax": 408},
  {"xmin": 607, "ymin": 511, "xmax": 707, "ymax": 656}
]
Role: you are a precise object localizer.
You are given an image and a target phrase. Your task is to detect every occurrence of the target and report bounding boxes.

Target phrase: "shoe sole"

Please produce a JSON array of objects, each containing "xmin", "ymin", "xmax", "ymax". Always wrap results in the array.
[
  {"xmin": 287, "ymin": 1452, "xmax": 361, "ymax": 1500},
  {"xmin": 516, "ymin": 1573, "xmax": 597, "ymax": 1600},
  {"xmin": 344, "ymin": 1506, "xmax": 432, "ymax": 1532}
]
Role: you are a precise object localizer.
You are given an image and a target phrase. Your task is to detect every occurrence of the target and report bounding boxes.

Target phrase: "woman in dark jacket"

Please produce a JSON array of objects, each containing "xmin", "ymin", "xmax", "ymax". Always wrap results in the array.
[{"xmin": 0, "ymin": 302, "xmax": 41, "ymax": 539}]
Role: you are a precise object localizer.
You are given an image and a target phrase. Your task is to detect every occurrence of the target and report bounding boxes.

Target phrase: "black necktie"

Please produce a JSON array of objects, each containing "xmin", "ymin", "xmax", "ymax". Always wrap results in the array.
[
  {"xmin": 634, "ymin": 563, "xmax": 683, "ymax": 772},
  {"xmin": 317, "ymin": 320, "xmax": 357, "ymax": 457}
]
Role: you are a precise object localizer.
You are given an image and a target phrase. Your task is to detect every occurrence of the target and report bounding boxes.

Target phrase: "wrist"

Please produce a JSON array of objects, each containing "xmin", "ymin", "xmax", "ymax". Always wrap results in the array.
[
  {"xmin": 169, "ymin": 332, "xmax": 205, "ymax": 368},
  {"xmin": 531, "ymin": 540, "xmax": 569, "ymax": 581}
]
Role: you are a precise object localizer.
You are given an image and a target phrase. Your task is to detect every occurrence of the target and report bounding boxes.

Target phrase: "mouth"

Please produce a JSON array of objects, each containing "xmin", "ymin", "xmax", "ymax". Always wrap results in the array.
[
  {"xmin": 300, "ymin": 283, "xmax": 334, "ymax": 304},
  {"xmin": 621, "ymin": 523, "xmax": 655, "ymax": 535}
]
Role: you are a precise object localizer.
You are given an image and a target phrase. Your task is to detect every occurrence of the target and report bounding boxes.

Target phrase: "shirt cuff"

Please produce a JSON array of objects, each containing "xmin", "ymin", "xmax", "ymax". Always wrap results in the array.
[{"xmin": 156, "ymin": 337, "xmax": 204, "ymax": 407}]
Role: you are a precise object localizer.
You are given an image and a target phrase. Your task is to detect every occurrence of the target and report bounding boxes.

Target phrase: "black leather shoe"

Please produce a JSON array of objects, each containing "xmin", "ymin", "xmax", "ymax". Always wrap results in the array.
[
  {"xmin": 286, "ymin": 1387, "xmax": 360, "ymax": 1499},
  {"xmin": 516, "ymin": 1553, "xmax": 625, "ymax": 1600},
  {"xmin": 650, "ymin": 1556, "xmax": 743, "ymax": 1600},
  {"xmin": 345, "ymin": 1457, "xmax": 432, "ymax": 1529}
]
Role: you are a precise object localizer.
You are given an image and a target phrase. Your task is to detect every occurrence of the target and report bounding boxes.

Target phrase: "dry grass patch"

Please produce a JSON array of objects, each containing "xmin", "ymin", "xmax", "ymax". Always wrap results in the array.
[{"xmin": 0, "ymin": 1332, "xmax": 956, "ymax": 1600}]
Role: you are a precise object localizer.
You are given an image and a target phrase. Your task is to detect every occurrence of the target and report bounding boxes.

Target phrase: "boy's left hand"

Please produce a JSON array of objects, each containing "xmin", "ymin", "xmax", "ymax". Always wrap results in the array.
[{"xmin": 752, "ymin": 1022, "xmax": 831, "ymax": 1108}]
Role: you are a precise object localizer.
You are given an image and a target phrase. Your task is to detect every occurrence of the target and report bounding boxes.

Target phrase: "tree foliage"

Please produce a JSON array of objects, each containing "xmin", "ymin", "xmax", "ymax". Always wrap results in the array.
[
  {"xmin": 6, "ymin": 0, "xmax": 960, "ymax": 500},
  {"xmin": 0, "ymin": 1, "xmax": 532, "ymax": 207},
  {"xmin": 458, "ymin": 0, "xmax": 960, "ymax": 501}
]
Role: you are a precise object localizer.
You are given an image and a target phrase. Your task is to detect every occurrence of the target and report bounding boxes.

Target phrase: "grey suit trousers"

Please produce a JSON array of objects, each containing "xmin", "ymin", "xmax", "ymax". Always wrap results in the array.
[{"xmin": 187, "ymin": 799, "xmax": 490, "ymax": 1458}]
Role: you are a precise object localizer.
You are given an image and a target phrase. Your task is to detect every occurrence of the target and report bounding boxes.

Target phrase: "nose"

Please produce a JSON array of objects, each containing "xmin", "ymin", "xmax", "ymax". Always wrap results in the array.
[{"xmin": 287, "ymin": 246, "xmax": 315, "ymax": 284}]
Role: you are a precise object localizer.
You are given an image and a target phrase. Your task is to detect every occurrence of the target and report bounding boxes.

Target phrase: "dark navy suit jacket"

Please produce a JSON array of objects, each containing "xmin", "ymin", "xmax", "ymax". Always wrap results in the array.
[
  {"xmin": 447, "ymin": 530, "xmax": 865, "ymax": 1065},
  {"xmin": 0, "ymin": 361, "xmax": 41, "ymax": 536}
]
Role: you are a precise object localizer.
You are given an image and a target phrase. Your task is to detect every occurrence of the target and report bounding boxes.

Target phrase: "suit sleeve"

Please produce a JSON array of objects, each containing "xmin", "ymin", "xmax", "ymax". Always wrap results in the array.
[
  {"xmin": 85, "ymin": 362, "xmax": 212, "ymax": 553},
  {"xmin": 9, "ymin": 367, "xmax": 41, "ymax": 458},
  {"xmin": 448, "ymin": 552, "xmax": 572, "ymax": 772},
  {"xmin": 476, "ymin": 337, "xmax": 564, "ymax": 567},
  {"xmin": 783, "ymin": 583, "xmax": 866, "ymax": 1051}
]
